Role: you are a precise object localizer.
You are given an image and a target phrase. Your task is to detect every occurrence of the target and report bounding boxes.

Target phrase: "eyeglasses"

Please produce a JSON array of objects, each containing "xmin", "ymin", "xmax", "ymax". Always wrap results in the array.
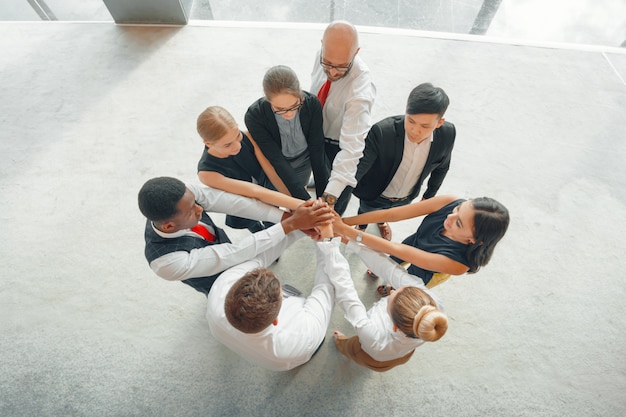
[
  {"xmin": 319, "ymin": 53, "xmax": 356, "ymax": 73},
  {"xmin": 272, "ymin": 100, "xmax": 303, "ymax": 115}
]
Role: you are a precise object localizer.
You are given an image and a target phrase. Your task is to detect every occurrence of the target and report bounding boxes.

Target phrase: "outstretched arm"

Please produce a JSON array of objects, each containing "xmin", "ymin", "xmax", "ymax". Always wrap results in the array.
[
  {"xmin": 245, "ymin": 132, "xmax": 292, "ymax": 197},
  {"xmin": 345, "ymin": 241, "xmax": 425, "ymax": 289},
  {"xmin": 316, "ymin": 239, "xmax": 369, "ymax": 328},
  {"xmin": 198, "ymin": 170, "xmax": 303, "ymax": 211},
  {"xmin": 342, "ymin": 195, "xmax": 458, "ymax": 226},
  {"xmin": 333, "ymin": 215, "xmax": 468, "ymax": 275}
]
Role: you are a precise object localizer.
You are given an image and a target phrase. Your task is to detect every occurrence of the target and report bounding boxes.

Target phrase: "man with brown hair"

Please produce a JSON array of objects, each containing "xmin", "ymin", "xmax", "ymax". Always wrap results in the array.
[
  {"xmin": 224, "ymin": 267, "xmax": 282, "ymax": 334},
  {"xmin": 206, "ymin": 232, "xmax": 348, "ymax": 371}
]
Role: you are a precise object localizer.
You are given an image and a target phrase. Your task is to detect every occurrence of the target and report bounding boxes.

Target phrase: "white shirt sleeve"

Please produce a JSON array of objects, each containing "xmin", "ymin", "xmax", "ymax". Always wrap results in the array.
[
  {"xmin": 149, "ymin": 183, "xmax": 290, "ymax": 281},
  {"xmin": 316, "ymin": 238, "xmax": 369, "ymax": 328},
  {"xmin": 325, "ymin": 95, "xmax": 375, "ymax": 197},
  {"xmin": 150, "ymin": 223, "xmax": 287, "ymax": 281},
  {"xmin": 317, "ymin": 240, "xmax": 391, "ymax": 355},
  {"xmin": 187, "ymin": 182, "xmax": 284, "ymax": 224},
  {"xmin": 345, "ymin": 240, "xmax": 427, "ymax": 289},
  {"xmin": 347, "ymin": 240, "xmax": 444, "ymax": 308}
]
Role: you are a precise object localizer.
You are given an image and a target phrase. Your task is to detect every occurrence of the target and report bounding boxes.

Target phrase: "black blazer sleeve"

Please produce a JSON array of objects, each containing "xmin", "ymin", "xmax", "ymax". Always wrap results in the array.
[
  {"xmin": 299, "ymin": 92, "xmax": 329, "ymax": 198},
  {"xmin": 355, "ymin": 122, "xmax": 384, "ymax": 183},
  {"xmin": 353, "ymin": 116, "xmax": 405, "ymax": 201},
  {"xmin": 422, "ymin": 121, "xmax": 456, "ymax": 199}
]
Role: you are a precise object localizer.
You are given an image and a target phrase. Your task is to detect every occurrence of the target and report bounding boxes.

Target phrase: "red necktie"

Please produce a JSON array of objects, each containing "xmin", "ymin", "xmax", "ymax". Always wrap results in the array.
[
  {"xmin": 317, "ymin": 79, "xmax": 331, "ymax": 108},
  {"xmin": 190, "ymin": 224, "xmax": 216, "ymax": 242}
]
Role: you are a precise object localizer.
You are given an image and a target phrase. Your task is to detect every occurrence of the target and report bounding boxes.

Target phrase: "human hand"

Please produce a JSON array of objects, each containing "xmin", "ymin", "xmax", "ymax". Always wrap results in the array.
[
  {"xmin": 316, "ymin": 198, "xmax": 334, "ymax": 239},
  {"xmin": 331, "ymin": 210, "xmax": 351, "ymax": 235},
  {"xmin": 281, "ymin": 199, "xmax": 333, "ymax": 234}
]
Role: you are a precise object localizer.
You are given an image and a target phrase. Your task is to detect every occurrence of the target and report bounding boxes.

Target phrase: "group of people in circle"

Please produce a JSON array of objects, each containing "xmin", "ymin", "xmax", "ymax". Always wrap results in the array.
[{"xmin": 138, "ymin": 20, "xmax": 510, "ymax": 372}]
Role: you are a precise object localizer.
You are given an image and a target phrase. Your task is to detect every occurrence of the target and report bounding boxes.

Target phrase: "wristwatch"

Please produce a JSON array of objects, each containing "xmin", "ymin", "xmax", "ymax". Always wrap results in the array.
[
  {"xmin": 356, "ymin": 231, "xmax": 363, "ymax": 243},
  {"xmin": 321, "ymin": 192, "xmax": 337, "ymax": 206}
]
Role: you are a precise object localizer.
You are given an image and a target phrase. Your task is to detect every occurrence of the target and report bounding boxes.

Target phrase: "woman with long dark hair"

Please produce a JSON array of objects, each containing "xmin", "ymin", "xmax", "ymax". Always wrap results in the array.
[{"xmin": 335, "ymin": 195, "xmax": 510, "ymax": 289}]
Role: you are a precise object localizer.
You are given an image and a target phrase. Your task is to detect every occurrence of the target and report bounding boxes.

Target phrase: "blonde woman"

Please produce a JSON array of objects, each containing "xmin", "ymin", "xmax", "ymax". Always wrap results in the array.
[
  {"xmin": 197, "ymin": 106, "xmax": 296, "ymax": 232},
  {"xmin": 330, "ymin": 234, "xmax": 447, "ymax": 372}
]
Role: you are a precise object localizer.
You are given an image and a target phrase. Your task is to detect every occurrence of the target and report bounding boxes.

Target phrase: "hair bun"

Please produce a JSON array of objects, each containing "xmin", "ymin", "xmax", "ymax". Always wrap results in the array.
[{"xmin": 413, "ymin": 305, "xmax": 448, "ymax": 342}]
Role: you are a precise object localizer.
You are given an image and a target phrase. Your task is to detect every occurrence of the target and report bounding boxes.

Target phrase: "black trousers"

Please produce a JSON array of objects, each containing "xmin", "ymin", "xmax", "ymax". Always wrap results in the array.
[{"xmin": 324, "ymin": 140, "xmax": 353, "ymax": 216}]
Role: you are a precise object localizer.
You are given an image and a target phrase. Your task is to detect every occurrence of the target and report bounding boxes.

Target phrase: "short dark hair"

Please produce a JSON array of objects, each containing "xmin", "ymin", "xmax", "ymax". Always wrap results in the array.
[
  {"xmin": 138, "ymin": 177, "xmax": 186, "ymax": 222},
  {"xmin": 225, "ymin": 268, "xmax": 282, "ymax": 334},
  {"xmin": 406, "ymin": 83, "xmax": 450, "ymax": 118}
]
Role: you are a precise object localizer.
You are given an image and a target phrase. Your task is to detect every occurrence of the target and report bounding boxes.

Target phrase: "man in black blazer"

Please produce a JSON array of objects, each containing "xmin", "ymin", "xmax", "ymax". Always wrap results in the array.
[{"xmin": 352, "ymin": 83, "xmax": 455, "ymax": 240}]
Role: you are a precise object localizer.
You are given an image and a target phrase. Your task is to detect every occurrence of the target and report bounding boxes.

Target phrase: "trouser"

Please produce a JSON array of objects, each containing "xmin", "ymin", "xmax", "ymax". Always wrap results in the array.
[
  {"xmin": 324, "ymin": 139, "xmax": 353, "ymax": 215},
  {"xmin": 334, "ymin": 334, "xmax": 414, "ymax": 372},
  {"xmin": 226, "ymin": 176, "xmax": 276, "ymax": 232},
  {"xmin": 286, "ymin": 150, "xmax": 313, "ymax": 196},
  {"xmin": 225, "ymin": 215, "xmax": 267, "ymax": 231},
  {"xmin": 358, "ymin": 194, "xmax": 412, "ymax": 215}
]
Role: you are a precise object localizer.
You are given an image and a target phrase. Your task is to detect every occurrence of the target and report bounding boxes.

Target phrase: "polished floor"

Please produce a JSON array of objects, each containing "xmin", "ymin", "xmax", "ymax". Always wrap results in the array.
[
  {"xmin": 1, "ymin": 15, "xmax": 626, "ymax": 417},
  {"xmin": 2, "ymin": 0, "xmax": 626, "ymax": 48}
]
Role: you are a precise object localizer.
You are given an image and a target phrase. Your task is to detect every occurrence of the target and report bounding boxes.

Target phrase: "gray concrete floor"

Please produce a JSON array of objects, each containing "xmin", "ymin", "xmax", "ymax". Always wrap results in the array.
[{"xmin": 1, "ymin": 21, "xmax": 625, "ymax": 417}]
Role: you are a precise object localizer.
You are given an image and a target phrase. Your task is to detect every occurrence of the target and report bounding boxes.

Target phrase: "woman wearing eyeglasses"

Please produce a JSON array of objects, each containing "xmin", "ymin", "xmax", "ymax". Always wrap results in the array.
[{"xmin": 244, "ymin": 65, "xmax": 329, "ymax": 201}]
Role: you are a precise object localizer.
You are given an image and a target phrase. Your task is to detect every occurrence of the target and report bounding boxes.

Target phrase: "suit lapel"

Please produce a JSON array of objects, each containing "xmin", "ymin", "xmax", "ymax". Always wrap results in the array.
[
  {"xmin": 388, "ymin": 117, "xmax": 405, "ymax": 183},
  {"xmin": 263, "ymin": 100, "xmax": 282, "ymax": 146}
]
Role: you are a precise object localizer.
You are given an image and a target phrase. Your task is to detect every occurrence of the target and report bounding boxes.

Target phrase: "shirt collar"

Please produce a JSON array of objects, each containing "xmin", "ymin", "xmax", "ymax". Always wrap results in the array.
[
  {"xmin": 404, "ymin": 132, "xmax": 434, "ymax": 145},
  {"xmin": 151, "ymin": 221, "xmax": 190, "ymax": 239}
]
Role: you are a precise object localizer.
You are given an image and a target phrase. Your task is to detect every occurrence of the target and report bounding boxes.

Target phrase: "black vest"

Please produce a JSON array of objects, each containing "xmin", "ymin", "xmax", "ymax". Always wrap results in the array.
[{"xmin": 144, "ymin": 212, "xmax": 231, "ymax": 295}]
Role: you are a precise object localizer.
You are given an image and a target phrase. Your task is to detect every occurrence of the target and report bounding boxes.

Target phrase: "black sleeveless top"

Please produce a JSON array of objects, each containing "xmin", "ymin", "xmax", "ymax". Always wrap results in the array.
[
  {"xmin": 398, "ymin": 199, "xmax": 470, "ymax": 285},
  {"xmin": 197, "ymin": 131, "xmax": 270, "ymax": 186}
]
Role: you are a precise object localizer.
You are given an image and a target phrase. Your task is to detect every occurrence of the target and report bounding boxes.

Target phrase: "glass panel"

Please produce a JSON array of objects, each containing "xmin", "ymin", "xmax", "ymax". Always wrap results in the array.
[
  {"xmin": 1, "ymin": 0, "xmax": 624, "ymax": 48},
  {"xmin": 45, "ymin": 0, "xmax": 112, "ymax": 20}
]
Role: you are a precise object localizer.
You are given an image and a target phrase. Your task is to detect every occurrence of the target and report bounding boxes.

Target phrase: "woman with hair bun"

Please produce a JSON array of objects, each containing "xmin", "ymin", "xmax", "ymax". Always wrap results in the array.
[
  {"xmin": 331, "ymin": 239, "xmax": 448, "ymax": 372},
  {"xmin": 389, "ymin": 289, "xmax": 447, "ymax": 342}
]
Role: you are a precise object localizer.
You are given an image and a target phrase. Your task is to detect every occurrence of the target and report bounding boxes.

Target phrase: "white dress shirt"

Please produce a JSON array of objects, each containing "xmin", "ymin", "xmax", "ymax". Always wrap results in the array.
[
  {"xmin": 334, "ymin": 241, "xmax": 443, "ymax": 361},
  {"xmin": 207, "ymin": 236, "xmax": 341, "ymax": 371},
  {"xmin": 382, "ymin": 133, "xmax": 432, "ymax": 199},
  {"xmin": 310, "ymin": 50, "xmax": 376, "ymax": 197},
  {"xmin": 149, "ymin": 183, "xmax": 286, "ymax": 281}
]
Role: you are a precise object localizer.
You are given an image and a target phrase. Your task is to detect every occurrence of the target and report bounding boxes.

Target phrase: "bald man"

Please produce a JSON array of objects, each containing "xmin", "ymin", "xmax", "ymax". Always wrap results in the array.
[{"xmin": 311, "ymin": 20, "xmax": 376, "ymax": 215}]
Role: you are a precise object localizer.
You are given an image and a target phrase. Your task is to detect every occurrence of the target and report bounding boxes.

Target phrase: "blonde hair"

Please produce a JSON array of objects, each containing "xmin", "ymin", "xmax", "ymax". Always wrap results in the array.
[
  {"xmin": 197, "ymin": 106, "xmax": 238, "ymax": 144},
  {"xmin": 390, "ymin": 286, "xmax": 448, "ymax": 342}
]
